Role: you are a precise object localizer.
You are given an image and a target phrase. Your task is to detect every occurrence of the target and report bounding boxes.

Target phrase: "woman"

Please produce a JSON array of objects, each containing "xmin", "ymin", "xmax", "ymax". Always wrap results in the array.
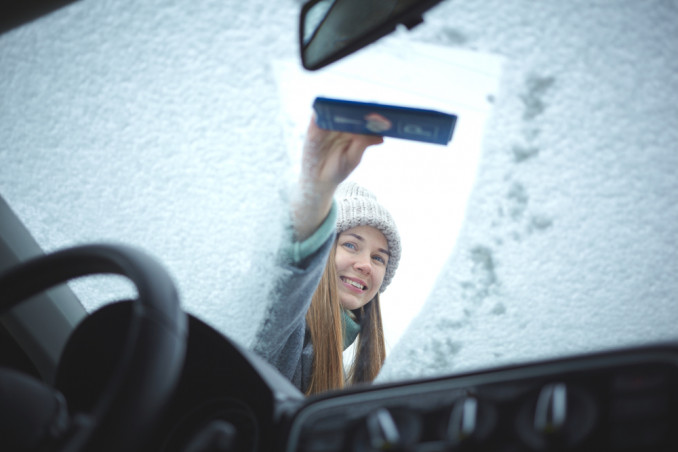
[{"xmin": 253, "ymin": 116, "xmax": 401, "ymax": 395}]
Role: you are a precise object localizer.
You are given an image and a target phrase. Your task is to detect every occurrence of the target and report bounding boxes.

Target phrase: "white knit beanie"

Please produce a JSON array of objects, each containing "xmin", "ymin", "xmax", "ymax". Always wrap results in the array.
[{"xmin": 335, "ymin": 182, "xmax": 401, "ymax": 292}]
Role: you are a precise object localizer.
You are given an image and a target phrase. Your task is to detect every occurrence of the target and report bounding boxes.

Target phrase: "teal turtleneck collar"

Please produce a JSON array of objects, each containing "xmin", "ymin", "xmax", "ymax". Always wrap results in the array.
[{"xmin": 341, "ymin": 309, "xmax": 361, "ymax": 350}]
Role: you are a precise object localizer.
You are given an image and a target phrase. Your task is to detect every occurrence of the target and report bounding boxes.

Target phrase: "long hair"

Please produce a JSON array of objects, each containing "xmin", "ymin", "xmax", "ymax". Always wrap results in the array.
[
  {"xmin": 304, "ymin": 242, "xmax": 386, "ymax": 396},
  {"xmin": 346, "ymin": 293, "xmax": 385, "ymax": 386}
]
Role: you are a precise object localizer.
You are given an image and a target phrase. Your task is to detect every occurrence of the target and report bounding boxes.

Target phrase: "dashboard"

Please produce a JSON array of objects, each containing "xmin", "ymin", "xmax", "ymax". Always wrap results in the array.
[
  {"xmin": 284, "ymin": 344, "xmax": 678, "ymax": 451},
  {"xmin": 56, "ymin": 299, "xmax": 678, "ymax": 452}
]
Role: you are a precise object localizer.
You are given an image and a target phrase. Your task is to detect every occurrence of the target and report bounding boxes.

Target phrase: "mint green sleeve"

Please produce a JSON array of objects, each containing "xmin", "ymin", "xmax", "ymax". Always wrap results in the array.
[{"xmin": 286, "ymin": 201, "xmax": 337, "ymax": 265}]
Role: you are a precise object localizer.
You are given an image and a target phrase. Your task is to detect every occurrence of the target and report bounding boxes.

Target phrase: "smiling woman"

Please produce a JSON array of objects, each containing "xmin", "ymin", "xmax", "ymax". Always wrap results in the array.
[{"xmin": 251, "ymin": 118, "xmax": 402, "ymax": 396}]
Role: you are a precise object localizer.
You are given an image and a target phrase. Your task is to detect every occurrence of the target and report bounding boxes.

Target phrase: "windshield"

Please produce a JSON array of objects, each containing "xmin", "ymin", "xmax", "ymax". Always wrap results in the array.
[{"xmin": 1, "ymin": 0, "xmax": 676, "ymax": 386}]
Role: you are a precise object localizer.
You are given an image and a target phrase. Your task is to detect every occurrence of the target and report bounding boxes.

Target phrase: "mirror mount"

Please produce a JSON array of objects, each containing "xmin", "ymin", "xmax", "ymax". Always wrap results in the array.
[
  {"xmin": 402, "ymin": 15, "xmax": 424, "ymax": 30},
  {"xmin": 299, "ymin": 0, "xmax": 445, "ymax": 71}
]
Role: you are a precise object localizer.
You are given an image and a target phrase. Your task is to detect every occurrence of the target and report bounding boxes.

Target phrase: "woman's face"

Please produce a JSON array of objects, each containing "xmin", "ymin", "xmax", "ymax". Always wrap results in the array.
[{"xmin": 335, "ymin": 225, "xmax": 389, "ymax": 310}]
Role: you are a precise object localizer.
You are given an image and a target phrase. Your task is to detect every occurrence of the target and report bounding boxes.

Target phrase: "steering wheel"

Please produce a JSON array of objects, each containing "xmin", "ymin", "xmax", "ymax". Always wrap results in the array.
[{"xmin": 0, "ymin": 244, "xmax": 187, "ymax": 451}]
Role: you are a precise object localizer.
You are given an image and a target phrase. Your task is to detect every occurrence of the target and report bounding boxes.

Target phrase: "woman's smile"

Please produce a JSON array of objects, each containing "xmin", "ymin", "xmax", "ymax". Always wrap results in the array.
[{"xmin": 340, "ymin": 276, "xmax": 367, "ymax": 292}]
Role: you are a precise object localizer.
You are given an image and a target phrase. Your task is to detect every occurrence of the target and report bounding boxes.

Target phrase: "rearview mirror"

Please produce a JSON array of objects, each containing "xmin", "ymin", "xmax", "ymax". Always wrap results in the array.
[{"xmin": 299, "ymin": 0, "xmax": 445, "ymax": 71}]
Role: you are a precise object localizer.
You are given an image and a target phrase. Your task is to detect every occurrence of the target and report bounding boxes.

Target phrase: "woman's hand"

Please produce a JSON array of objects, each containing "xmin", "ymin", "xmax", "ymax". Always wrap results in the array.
[
  {"xmin": 293, "ymin": 116, "xmax": 383, "ymax": 241},
  {"xmin": 302, "ymin": 115, "xmax": 383, "ymax": 190}
]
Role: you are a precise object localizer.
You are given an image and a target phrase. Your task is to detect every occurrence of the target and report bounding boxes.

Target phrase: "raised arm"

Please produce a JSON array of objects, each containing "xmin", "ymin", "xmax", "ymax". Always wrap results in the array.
[{"xmin": 293, "ymin": 116, "xmax": 383, "ymax": 241}]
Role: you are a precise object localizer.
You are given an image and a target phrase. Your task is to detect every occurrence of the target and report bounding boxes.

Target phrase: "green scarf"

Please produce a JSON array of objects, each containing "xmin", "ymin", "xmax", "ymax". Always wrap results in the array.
[{"xmin": 341, "ymin": 309, "xmax": 361, "ymax": 350}]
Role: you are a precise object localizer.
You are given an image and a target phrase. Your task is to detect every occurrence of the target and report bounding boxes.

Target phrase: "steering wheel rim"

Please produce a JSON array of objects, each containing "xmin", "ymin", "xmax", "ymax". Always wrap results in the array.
[{"xmin": 0, "ymin": 244, "xmax": 187, "ymax": 451}]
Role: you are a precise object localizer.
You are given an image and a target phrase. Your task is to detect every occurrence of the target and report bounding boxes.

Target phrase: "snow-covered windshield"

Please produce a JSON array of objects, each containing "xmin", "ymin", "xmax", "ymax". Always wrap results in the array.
[{"xmin": 1, "ymin": 0, "xmax": 676, "ymax": 385}]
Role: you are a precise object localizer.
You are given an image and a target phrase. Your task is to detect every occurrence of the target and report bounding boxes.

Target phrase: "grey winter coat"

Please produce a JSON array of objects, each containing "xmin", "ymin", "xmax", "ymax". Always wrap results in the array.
[{"xmin": 252, "ymin": 234, "xmax": 335, "ymax": 392}]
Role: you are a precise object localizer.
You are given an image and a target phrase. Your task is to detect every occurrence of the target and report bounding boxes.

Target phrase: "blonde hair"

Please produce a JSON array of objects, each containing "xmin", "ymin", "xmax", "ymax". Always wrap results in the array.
[{"xmin": 304, "ymin": 242, "xmax": 386, "ymax": 395}]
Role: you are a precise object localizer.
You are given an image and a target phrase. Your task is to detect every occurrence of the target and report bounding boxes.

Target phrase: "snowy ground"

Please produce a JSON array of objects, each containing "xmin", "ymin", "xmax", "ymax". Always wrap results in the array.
[{"xmin": 1, "ymin": 0, "xmax": 677, "ymax": 385}]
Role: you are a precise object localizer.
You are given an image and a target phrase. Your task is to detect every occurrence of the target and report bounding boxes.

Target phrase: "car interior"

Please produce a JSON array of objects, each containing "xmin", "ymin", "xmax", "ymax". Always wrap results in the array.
[{"xmin": 1, "ymin": 1, "xmax": 676, "ymax": 451}]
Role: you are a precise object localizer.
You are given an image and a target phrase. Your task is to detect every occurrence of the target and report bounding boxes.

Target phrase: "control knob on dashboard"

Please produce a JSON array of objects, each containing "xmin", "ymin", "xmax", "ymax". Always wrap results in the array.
[
  {"xmin": 445, "ymin": 394, "xmax": 497, "ymax": 450},
  {"xmin": 354, "ymin": 407, "xmax": 421, "ymax": 451},
  {"xmin": 516, "ymin": 382, "xmax": 597, "ymax": 450}
]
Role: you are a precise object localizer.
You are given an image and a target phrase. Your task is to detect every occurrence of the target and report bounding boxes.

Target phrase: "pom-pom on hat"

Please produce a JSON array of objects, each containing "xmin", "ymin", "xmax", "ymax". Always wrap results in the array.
[{"xmin": 335, "ymin": 182, "xmax": 401, "ymax": 292}]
